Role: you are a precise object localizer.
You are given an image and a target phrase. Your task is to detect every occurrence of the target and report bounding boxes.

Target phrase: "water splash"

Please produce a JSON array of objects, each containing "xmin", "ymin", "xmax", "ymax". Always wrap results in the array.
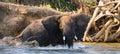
[{"xmin": 0, "ymin": 40, "xmax": 120, "ymax": 54}]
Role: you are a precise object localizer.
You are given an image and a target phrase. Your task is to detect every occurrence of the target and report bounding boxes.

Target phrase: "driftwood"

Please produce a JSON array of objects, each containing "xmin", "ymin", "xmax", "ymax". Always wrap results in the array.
[{"xmin": 83, "ymin": 0, "xmax": 120, "ymax": 42}]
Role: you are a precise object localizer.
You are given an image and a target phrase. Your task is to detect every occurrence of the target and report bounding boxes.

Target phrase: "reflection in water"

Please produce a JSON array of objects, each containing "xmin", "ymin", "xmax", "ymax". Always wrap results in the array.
[{"xmin": 0, "ymin": 41, "xmax": 120, "ymax": 54}]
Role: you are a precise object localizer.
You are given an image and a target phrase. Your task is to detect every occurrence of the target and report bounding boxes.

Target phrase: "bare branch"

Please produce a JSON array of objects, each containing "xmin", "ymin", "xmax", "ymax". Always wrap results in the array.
[
  {"xmin": 104, "ymin": 19, "xmax": 119, "ymax": 42},
  {"xmin": 83, "ymin": 0, "xmax": 102, "ymax": 42},
  {"xmin": 92, "ymin": 19, "xmax": 113, "ymax": 40},
  {"xmin": 111, "ymin": 2, "xmax": 120, "ymax": 12},
  {"xmin": 97, "ymin": 1, "xmax": 119, "ymax": 7}
]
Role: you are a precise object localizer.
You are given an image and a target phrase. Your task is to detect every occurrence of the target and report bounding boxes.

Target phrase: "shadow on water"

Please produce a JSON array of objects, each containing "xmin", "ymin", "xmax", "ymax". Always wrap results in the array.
[{"xmin": 0, "ymin": 41, "xmax": 120, "ymax": 54}]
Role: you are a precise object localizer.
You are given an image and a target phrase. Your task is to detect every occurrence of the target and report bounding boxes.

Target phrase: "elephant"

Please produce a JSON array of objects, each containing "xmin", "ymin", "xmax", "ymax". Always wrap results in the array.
[
  {"xmin": 17, "ymin": 15, "xmax": 64, "ymax": 46},
  {"xmin": 58, "ymin": 14, "xmax": 90, "ymax": 48},
  {"xmin": 16, "ymin": 14, "xmax": 90, "ymax": 48}
]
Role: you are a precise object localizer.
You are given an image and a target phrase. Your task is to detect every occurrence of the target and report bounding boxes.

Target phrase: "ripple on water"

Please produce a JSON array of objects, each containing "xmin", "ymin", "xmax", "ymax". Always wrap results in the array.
[{"xmin": 0, "ymin": 42, "xmax": 120, "ymax": 54}]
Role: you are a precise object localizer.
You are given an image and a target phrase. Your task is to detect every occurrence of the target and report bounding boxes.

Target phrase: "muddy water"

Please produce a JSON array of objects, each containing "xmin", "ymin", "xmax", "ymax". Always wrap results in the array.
[{"xmin": 0, "ymin": 41, "xmax": 120, "ymax": 54}]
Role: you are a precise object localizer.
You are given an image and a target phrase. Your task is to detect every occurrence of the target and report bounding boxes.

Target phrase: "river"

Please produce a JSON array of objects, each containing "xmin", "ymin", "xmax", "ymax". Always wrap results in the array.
[{"xmin": 0, "ymin": 41, "xmax": 120, "ymax": 54}]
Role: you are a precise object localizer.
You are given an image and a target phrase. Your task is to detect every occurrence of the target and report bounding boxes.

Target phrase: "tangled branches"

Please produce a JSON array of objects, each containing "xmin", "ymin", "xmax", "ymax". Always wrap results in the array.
[{"xmin": 83, "ymin": 0, "xmax": 120, "ymax": 42}]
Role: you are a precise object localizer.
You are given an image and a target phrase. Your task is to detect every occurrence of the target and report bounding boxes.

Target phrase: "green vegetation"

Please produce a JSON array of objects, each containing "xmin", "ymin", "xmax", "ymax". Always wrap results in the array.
[
  {"xmin": 0, "ymin": 0, "xmax": 96, "ymax": 11},
  {"xmin": 37, "ymin": 0, "xmax": 96, "ymax": 11},
  {"xmin": 45, "ymin": 0, "xmax": 79, "ymax": 11}
]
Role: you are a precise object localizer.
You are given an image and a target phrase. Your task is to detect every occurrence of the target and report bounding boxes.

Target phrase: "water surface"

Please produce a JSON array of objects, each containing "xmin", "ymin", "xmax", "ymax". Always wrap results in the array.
[{"xmin": 0, "ymin": 41, "xmax": 120, "ymax": 54}]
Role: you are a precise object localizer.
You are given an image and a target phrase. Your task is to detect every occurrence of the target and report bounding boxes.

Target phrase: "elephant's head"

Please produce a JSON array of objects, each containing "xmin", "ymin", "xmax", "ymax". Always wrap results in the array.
[{"xmin": 59, "ymin": 16, "xmax": 75, "ymax": 48}]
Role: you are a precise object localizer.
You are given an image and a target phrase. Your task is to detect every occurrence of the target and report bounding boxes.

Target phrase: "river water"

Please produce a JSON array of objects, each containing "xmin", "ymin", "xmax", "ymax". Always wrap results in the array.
[{"xmin": 0, "ymin": 41, "xmax": 120, "ymax": 54}]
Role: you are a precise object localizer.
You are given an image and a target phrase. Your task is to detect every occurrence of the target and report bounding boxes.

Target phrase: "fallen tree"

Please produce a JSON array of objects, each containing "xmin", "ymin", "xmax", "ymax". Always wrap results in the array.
[{"xmin": 83, "ymin": 0, "xmax": 120, "ymax": 42}]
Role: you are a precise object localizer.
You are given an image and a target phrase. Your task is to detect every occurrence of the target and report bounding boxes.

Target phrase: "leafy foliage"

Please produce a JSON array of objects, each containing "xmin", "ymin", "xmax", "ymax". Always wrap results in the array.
[{"xmin": 0, "ymin": 0, "xmax": 96, "ymax": 11}]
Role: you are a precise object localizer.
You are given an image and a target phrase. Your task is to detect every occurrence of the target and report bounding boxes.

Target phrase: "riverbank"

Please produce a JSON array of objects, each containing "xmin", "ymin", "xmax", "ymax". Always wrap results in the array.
[{"xmin": 81, "ymin": 42, "xmax": 120, "ymax": 48}]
